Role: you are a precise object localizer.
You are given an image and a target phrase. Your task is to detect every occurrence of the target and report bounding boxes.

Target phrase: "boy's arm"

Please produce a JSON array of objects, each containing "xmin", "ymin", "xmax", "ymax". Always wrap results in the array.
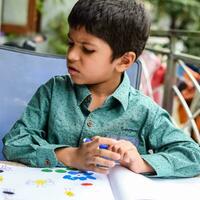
[
  {"xmin": 142, "ymin": 107, "xmax": 200, "ymax": 178},
  {"xmin": 3, "ymin": 79, "xmax": 67, "ymax": 167}
]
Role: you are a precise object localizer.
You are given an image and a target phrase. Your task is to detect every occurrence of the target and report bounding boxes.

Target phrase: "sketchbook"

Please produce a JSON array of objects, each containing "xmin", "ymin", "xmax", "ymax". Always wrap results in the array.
[
  {"xmin": 0, "ymin": 163, "xmax": 200, "ymax": 200},
  {"xmin": 0, "ymin": 163, "xmax": 156, "ymax": 200}
]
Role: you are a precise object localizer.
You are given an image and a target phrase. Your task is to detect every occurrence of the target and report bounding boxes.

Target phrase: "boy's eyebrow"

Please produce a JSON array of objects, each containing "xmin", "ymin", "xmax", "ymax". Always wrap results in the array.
[{"xmin": 67, "ymin": 33, "xmax": 97, "ymax": 47}]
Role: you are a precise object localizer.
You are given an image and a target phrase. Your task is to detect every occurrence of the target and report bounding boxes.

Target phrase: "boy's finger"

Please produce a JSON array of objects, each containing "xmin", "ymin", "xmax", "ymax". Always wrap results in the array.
[
  {"xmin": 94, "ymin": 148, "xmax": 121, "ymax": 161},
  {"xmin": 123, "ymin": 152, "xmax": 130, "ymax": 163},
  {"xmin": 88, "ymin": 164, "xmax": 110, "ymax": 174},
  {"xmin": 87, "ymin": 156, "xmax": 116, "ymax": 168},
  {"xmin": 91, "ymin": 136, "xmax": 118, "ymax": 148},
  {"xmin": 93, "ymin": 136, "xmax": 118, "ymax": 144},
  {"xmin": 118, "ymin": 147, "xmax": 126, "ymax": 157},
  {"xmin": 111, "ymin": 143, "xmax": 121, "ymax": 153}
]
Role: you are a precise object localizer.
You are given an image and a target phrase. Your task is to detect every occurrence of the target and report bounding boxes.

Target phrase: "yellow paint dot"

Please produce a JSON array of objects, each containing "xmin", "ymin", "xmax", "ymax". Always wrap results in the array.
[
  {"xmin": 65, "ymin": 190, "xmax": 74, "ymax": 197},
  {"xmin": 34, "ymin": 179, "xmax": 47, "ymax": 186},
  {"xmin": 0, "ymin": 176, "xmax": 3, "ymax": 182}
]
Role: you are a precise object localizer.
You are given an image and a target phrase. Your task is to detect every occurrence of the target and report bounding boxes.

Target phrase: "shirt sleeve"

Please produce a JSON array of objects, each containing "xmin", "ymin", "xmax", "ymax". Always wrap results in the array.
[
  {"xmin": 3, "ymin": 78, "xmax": 68, "ymax": 167},
  {"xmin": 141, "ymin": 106, "xmax": 200, "ymax": 178}
]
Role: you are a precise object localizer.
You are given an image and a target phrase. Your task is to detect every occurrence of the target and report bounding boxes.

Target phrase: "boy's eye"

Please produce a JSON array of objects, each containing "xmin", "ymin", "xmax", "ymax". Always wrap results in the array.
[{"xmin": 82, "ymin": 47, "xmax": 95, "ymax": 54}]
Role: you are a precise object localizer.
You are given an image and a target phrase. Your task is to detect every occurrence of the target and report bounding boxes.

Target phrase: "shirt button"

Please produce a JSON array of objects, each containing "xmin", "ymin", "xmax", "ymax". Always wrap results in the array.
[
  {"xmin": 87, "ymin": 120, "xmax": 93, "ymax": 127},
  {"xmin": 45, "ymin": 159, "xmax": 50, "ymax": 166}
]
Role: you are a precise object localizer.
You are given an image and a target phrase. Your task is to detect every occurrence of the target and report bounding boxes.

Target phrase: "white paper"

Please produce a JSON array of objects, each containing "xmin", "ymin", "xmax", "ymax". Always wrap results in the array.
[
  {"xmin": 0, "ymin": 164, "xmax": 200, "ymax": 200},
  {"xmin": 108, "ymin": 165, "xmax": 200, "ymax": 200},
  {"xmin": 108, "ymin": 165, "xmax": 158, "ymax": 200},
  {"xmin": 0, "ymin": 164, "xmax": 114, "ymax": 200},
  {"xmin": 152, "ymin": 177, "xmax": 200, "ymax": 200}
]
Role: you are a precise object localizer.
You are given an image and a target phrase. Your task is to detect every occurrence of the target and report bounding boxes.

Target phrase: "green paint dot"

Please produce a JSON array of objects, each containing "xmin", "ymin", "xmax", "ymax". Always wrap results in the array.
[
  {"xmin": 55, "ymin": 169, "xmax": 67, "ymax": 173},
  {"xmin": 41, "ymin": 168, "xmax": 53, "ymax": 172}
]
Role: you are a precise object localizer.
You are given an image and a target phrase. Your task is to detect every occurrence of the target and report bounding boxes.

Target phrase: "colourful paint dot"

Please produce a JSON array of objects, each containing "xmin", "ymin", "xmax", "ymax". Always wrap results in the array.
[
  {"xmin": 55, "ymin": 169, "xmax": 67, "ymax": 173},
  {"xmin": 65, "ymin": 190, "xmax": 74, "ymax": 197},
  {"xmin": 41, "ymin": 169, "xmax": 53, "ymax": 172},
  {"xmin": 34, "ymin": 179, "xmax": 47, "ymax": 186},
  {"xmin": 81, "ymin": 183, "xmax": 93, "ymax": 186},
  {"xmin": 0, "ymin": 176, "xmax": 3, "ymax": 182},
  {"xmin": 2, "ymin": 190, "xmax": 15, "ymax": 195}
]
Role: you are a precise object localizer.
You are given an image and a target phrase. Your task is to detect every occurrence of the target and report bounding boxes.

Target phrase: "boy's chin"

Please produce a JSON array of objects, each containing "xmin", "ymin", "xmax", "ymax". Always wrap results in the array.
[
  {"xmin": 70, "ymin": 78, "xmax": 87, "ymax": 85},
  {"xmin": 70, "ymin": 76, "xmax": 100, "ymax": 86}
]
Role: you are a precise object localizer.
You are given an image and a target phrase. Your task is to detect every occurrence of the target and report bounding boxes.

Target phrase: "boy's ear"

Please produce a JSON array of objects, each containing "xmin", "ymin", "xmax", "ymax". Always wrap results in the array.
[{"xmin": 116, "ymin": 52, "xmax": 136, "ymax": 72}]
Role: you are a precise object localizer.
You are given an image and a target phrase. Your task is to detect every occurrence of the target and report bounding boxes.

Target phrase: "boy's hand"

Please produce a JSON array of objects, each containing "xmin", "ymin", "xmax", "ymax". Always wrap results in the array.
[
  {"xmin": 110, "ymin": 140, "xmax": 154, "ymax": 174},
  {"xmin": 55, "ymin": 136, "xmax": 120, "ymax": 174}
]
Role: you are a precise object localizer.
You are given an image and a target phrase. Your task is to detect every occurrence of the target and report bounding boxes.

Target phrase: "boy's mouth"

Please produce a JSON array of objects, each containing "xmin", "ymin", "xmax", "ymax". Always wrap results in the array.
[{"xmin": 68, "ymin": 66, "xmax": 80, "ymax": 75}]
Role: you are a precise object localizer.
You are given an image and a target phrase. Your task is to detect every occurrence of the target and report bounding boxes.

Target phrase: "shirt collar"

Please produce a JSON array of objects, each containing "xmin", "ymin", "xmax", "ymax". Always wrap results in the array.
[
  {"xmin": 75, "ymin": 84, "xmax": 91, "ymax": 106},
  {"xmin": 110, "ymin": 72, "xmax": 130, "ymax": 111},
  {"xmin": 74, "ymin": 72, "xmax": 131, "ymax": 110}
]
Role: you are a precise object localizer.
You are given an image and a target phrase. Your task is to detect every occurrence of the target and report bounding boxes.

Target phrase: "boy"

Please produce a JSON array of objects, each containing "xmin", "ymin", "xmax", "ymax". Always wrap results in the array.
[{"xmin": 3, "ymin": 0, "xmax": 200, "ymax": 177}]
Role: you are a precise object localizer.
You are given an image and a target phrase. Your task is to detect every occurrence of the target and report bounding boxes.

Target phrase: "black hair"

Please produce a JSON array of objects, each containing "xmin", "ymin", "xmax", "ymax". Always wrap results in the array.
[{"xmin": 68, "ymin": 0, "xmax": 151, "ymax": 60}]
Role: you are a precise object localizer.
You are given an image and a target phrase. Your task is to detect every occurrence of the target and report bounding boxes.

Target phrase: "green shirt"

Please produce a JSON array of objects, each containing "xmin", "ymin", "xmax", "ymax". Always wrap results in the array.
[{"xmin": 3, "ymin": 74, "xmax": 200, "ymax": 177}]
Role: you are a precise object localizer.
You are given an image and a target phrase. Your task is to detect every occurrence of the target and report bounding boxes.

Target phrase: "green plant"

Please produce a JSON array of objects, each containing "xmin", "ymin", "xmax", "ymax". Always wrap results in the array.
[
  {"xmin": 37, "ymin": 0, "xmax": 64, "ymax": 13},
  {"xmin": 145, "ymin": 0, "xmax": 200, "ymax": 56},
  {"xmin": 47, "ymin": 12, "xmax": 69, "ymax": 55}
]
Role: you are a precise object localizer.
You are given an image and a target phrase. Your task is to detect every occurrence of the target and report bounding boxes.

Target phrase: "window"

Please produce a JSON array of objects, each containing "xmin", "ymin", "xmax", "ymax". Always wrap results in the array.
[{"xmin": 1, "ymin": 0, "xmax": 39, "ymax": 34}]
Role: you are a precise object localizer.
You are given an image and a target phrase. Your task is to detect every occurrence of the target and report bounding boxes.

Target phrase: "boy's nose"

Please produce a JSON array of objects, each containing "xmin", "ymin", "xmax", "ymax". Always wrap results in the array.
[{"xmin": 67, "ymin": 47, "xmax": 80, "ymax": 62}]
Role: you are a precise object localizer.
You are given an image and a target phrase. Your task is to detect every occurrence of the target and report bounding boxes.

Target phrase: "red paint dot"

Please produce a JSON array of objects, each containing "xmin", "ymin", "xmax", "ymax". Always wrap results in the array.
[{"xmin": 81, "ymin": 183, "xmax": 93, "ymax": 186}]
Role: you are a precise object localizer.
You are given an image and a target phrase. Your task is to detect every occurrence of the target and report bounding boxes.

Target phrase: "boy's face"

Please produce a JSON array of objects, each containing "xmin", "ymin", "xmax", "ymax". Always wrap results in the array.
[{"xmin": 67, "ymin": 27, "xmax": 123, "ymax": 86}]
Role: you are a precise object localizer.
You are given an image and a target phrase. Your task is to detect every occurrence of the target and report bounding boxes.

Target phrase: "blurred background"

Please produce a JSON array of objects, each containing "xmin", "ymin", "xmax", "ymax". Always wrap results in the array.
[
  {"xmin": 0, "ymin": 0, "xmax": 199, "ymax": 55},
  {"xmin": 0, "ymin": 0, "xmax": 200, "ymax": 143}
]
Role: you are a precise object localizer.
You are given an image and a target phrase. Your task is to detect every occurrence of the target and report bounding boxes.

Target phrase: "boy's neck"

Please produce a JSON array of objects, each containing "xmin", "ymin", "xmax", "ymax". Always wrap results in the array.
[
  {"xmin": 88, "ymin": 74, "xmax": 122, "ymax": 97},
  {"xmin": 87, "ymin": 74, "xmax": 122, "ymax": 111}
]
